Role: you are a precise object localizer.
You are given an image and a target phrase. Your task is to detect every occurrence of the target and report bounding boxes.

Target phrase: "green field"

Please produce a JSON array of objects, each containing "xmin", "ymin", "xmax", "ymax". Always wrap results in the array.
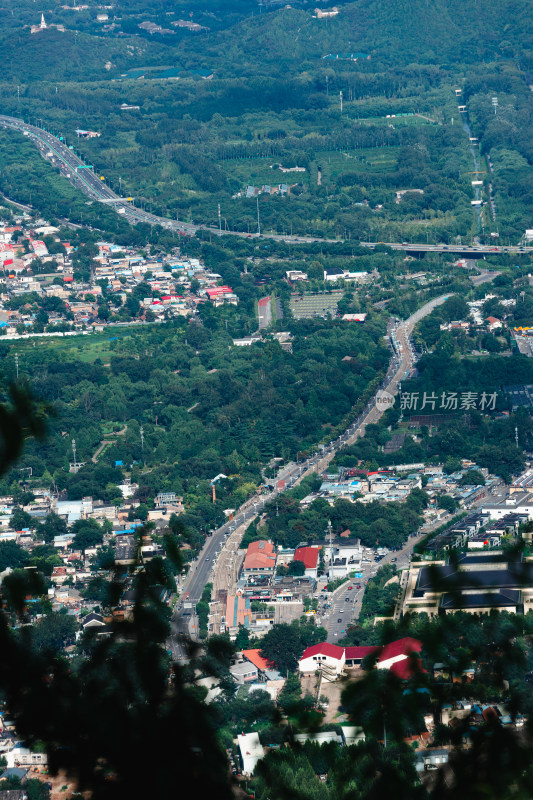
[
  {"xmin": 221, "ymin": 158, "xmax": 303, "ymax": 188},
  {"xmin": 318, "ymin": 147, "xmax": 399, "ymax": 181},
  {"xmin": 2, "ymin": 328, "xmax": 147, "ymax": 364}
]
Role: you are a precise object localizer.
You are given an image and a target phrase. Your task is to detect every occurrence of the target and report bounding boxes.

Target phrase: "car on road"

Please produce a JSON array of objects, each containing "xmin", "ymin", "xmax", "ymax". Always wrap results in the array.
[
  {"xmin": 347, "ymin": 586, "xmax": 353, "ymax": 589},
  {"xmin": 337, "ymin": 618, "xmax": 342, "ymax": 622}
]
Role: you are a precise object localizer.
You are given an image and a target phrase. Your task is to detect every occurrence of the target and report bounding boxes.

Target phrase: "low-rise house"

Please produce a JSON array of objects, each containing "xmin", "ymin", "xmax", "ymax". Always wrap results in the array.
[
  {"xmin": 299, "ymin": 643, "xmax": 346, "ymax": 678},
  {"xmin": 293, "ymin": 546, "xmax": 321, "ymax": 579},
  {"xmin": 229, "ymin": 661, "xmax": 258, "ymax": 684},
  {"xmin": 238, "ymin": 731, "xmax": 264, "ymax": 776},
  {"xmin": 415, "ymin": 749, "xmax": 449, "ymax": 772},
  {"xmin": 485, "ymin": 316, "xmax": 503, "ymax": 332},
  {"xmin": 242, "ymin": 540, "xmax": 277, "ymax": 578},
  {"xmin": 4, "ymin": 745, "xmax": 48, "ymax": 769}
]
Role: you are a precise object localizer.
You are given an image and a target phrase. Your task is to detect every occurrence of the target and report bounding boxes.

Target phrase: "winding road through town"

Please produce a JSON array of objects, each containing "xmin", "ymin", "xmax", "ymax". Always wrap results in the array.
[{"xmin": 168, "ymin": 294, "xmax": 452, "ymax": 657}]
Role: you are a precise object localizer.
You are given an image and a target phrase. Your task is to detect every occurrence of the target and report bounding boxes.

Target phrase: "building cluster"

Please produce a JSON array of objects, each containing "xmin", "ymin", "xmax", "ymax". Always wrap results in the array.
[
  {"xmin": 301, "ymin": 462, "xmax": 492, "ymax": 512},
  {"xmin": 235, "ymin": 632, "xmax": 527, "ymax": 779},
  {"xmin": 243, "ymin": 184, "xmax": 290, "ymax": 199},
  {"xmin": 222, "ymin": 537, "xmax": 365, "ymax": 640},
  {"xmin": 437, "ymin": 292, "xmax": 519, "ymax": 339},
  {"xmin": 0, "ymin": 488, "xmax": 183, "ymax": 606},
  {"xmin": 0, "ymin": 485, "xmax": 189, "ymax": 773},
  {"xmin": 0, "ymin": 214, "xmax": 239, "ymax": 337},
  {"xmin": 395, "ymin": 466, "xmax": 533, "ymax": 617}
]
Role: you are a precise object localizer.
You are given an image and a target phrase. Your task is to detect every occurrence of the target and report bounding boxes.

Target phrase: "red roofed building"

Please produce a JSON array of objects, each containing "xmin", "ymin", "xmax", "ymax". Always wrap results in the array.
[
  {"xmin": 485, "ymin": 316, "xmax": 502, "ymax": 332},
  {"xmin": 293, "ymin": 545, "xmax": 321, "ymax": 578},
  {"xmin": 376, "ymin": 637, "xmax": 423, "ymax": 680},
  {"xmin": 298, "ymin": 643, "xmax": 346, "ymax": 677},
  {"xmin": 299, "ymin": 637, "xmax": 423, "ymax": 680},
  {"xmin": 205, "ymin": 286, "xmax": 238, "ymax": 307},
  {"xmin": 344, "ymin": 645, "xmax": 381, "ymax": 667},
  {"xmin": 243, "ymin": 540, "xmax": 277, "ymax": 576}
]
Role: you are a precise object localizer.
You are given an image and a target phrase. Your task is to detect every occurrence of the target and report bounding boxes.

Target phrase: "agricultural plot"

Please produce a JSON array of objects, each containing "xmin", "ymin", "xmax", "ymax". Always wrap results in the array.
[
  {"xmin": 318, "ymin": 147, "xmax": 399, "ymax": 182},
  {"xmin": 9, "ymin": 329, "xmax": 136, "ymax": 364},
  {"xmin": 290, "ymin": 291, "xmax": 343, "ymax": 319},
  {"xmin": 221, "ymin": 158, "xmax": 305, "ymax": 190}
]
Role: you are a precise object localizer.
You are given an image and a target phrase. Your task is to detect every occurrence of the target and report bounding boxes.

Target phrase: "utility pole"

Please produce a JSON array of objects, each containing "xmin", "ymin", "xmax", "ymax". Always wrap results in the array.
[
  {"xmin": 256, "ymin": 195, "xmax": 261, "ymax": 235},
  {"xmin": 515, "ymin": 426, "xmax": 519, "ymax": 448},
  {"xmin": 140, "ymin": 425, "xmax": 144, "ymax": 455},
  {"xmin": 218, "ymin": 202, "xmax": 222, "ymax": 233},
  {"xmin": 14, "ymin": 352, "xmax": 19, "ymax": 380},
  {"xmin": 326, "ymin": 75, "xmax": 329, "ymax": 97},
  {"xmin": 327, "ymin": 519, "xmax": 334, "ymax": 564},
  {"xmin": 72, "ymin": 439, "xmax": 77, "ymax": 472},
  {"xmin": 340, "ymin": 91, "xmax": 343, "ymax": 115}
]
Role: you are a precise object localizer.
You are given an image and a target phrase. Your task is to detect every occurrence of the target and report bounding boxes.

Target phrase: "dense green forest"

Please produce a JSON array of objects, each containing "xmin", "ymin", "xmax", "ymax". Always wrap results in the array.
[
  {"xmin": 332, "ymin": 350, "xmax": 533, "ymax": 481},
  {"xmin": 0, "ymin": 310, "xmax": 388, "ymax": 548}
]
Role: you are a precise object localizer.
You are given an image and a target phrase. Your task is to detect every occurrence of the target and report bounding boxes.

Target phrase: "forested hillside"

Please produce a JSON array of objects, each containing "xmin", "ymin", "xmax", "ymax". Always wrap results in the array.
[
  {"xmin": 0, "ymin": 0, "xmax": 532, "ymax": 242},
  {"xmin": 0, "ymin": 313, "xmax": 388, "ymax": 547}
]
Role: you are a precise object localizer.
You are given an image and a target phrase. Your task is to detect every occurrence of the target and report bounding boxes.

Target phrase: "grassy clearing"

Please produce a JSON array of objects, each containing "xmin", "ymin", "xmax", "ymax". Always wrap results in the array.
[
  {"xmin": 2, "ymin": 328, "xmax": 138, "ymax": 363},
  {"xmin": 319, "ymin": 147, "xmax": 399, "ymax": 180},
  {"xmin": 220, "ymin": 158, "xmax": 300, "ymax": 187}
]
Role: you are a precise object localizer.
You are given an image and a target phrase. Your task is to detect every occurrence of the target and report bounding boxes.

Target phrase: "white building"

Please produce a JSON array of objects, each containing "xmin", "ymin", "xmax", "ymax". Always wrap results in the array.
[
  {"xmin": 237, "ymin": 732, "xmax": 264, "ymax": 776},
  {"xmin": 5, "ymin": 745, "xmax": 48, "ymax": 768},
  {"xmin": 324, "ymin": 542, "xmax": 362, "ymax": 578},
  {"xmin": 481, "ymin": 493, "xmax": 533, "ymax": 520},
  {"xmin": 298, "ymin": 643, "xmax": 346, "ymax": 677}
]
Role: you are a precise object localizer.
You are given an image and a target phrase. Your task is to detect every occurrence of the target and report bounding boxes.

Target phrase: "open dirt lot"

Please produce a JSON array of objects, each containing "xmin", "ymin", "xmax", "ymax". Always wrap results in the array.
[{"xmin": 319, "ymin": 670, "xmax": 367, "ymax": 724}]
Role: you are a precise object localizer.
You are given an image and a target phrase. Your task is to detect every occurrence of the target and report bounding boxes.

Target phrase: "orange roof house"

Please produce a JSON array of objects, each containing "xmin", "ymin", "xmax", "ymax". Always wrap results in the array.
[
  {"xmin": 243, "ymin": 540, "xmax": 277, "ymax": 572},
  {"xmin": 242, "ymin": 649, "xmax": 274, "ymax": 672}
]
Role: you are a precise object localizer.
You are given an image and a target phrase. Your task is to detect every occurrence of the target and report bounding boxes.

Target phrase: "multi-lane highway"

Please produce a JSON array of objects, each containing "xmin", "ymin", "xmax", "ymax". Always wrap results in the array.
[
  {"xmin": 1, "ymin": 114, "xmax": 532, "ymax": 256},
  {"xmin": 168, "ymin": 294, "xmax": 452, "ymax": 655}
]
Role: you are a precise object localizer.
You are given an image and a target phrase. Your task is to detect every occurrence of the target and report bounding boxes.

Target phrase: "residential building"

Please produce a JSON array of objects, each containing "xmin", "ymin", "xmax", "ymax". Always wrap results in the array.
[
  {"xmin": 242, "ymin": 540, "xmax": 277, "ymax": 577},
  {"xmin": 229, "ymin": 662, "xmax": 258, "ymax": 684},
  {"xmin": 293, "ymin": 545, "xmax": 321, "ymax": 579},
  {"xmin": 237, "ymin": 732, "xmax": 264, "ymax": 776}
]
